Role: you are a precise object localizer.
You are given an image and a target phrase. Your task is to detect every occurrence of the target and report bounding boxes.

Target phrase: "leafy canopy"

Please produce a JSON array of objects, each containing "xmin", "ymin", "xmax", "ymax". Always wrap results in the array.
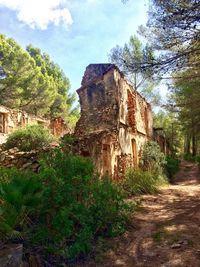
[
  {"xmin": 0, "ymin": 35, "xmax": 79, "ymax": 125},
  {"xmin": 109, "ymin": 35, "xmax": 161, "ymax": 105}
]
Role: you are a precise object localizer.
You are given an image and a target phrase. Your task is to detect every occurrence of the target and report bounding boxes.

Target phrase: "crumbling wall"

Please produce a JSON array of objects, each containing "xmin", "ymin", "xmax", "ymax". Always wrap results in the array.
[
  {"xmin": 0, "ymin": 147, "xmax": 41, "ymax": 172},
  {"xmin": 0, "ymin": 105, "xmax": 68, "ymax": 144},
  {"xmin": 75, "ymin": 66, "xmax": 119, "ymax": 136},
  {"xmin": 50, "ymin": 117, "xmax": 69, "ymax": 136},
  {"xmin": 75, "ymin": 64, "xmax": 154, "ymax": 179}
]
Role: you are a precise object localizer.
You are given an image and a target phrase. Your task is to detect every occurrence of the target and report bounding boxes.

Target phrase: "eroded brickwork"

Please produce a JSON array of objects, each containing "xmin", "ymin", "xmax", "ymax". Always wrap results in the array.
[{"xmin": 75, "ymin": 64, "xmax": 154, "ymax": 179}]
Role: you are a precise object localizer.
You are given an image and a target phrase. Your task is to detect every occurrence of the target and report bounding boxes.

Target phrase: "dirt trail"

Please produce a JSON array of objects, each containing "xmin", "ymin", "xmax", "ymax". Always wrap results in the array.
[{"xmin": 78, "ymin": 161, "xmax": 200, "ymax": 267}]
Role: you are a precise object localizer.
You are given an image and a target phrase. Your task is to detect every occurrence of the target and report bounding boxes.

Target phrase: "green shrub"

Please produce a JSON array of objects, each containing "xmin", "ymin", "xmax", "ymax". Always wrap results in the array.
[
  {"xmin": 183, "ymin": 154, "xmax": 200, "ymax": 168},
  {"xmin": 194, "ymin": 155, "xmax": 200, "ymax": 168},
  {"xmin": 184, "ymin": 154, "xmax": 195, "ymax": 162},
  {"xmin": 4, "ymin": 124, "xmax": 53, "ymax": 151},
  {"xmin": 140, "ymin": 141, "xmax": 166, "ymax": 175},
  {"xmin": 0, "ymin": 150, "xmax": 132, "ymax": 263},
  {"xmin": 165, "ymin": 156, "xmax": 180, "ymax": 180},
  {"xmin": 60, "ymin": 134, "xmax": 75, "ymax": 153},
  {"xmin": 0, "ymin": 168, "xmax": 42, "ymax": 241},
  {"xmin": 121, "ymin": 168, "xmax": 167, "ymax": 196}
]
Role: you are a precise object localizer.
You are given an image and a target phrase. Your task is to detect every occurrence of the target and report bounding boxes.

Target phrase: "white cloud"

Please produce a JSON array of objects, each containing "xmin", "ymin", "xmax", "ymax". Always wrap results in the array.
[{"xmin": 0, "ymin": 0, "xmax": 73, "ymax": 30}]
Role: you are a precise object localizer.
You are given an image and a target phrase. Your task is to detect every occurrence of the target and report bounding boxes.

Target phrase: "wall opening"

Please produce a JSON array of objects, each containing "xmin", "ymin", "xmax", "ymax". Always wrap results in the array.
[
  {"xmin": 102, "ymin": 144, "xmax": 111, "ymax": 175},
  {"xmin": 131, "ymin": 138, "xmax": 138, "ymax": 166},
  {"xmin": 0, "ymin": 113, "xmax": 7, "ymax": 133},
  {"xmin": 80, "ymin": 150, "xmax": 91, "ymax": 157},
  {"xmin": 21, "ymin": 114, "xmax": 28, "ymax": 126}
]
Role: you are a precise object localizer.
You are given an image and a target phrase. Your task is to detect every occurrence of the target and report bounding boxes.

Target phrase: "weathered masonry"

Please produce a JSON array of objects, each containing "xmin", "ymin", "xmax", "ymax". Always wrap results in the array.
[
  {"xmin": 75, "ymin": 64, "xmax": 153, "ymax": 179},
  {"xmin": 0, "ymin": 105, "xmax": 67, "ymax": 144}
]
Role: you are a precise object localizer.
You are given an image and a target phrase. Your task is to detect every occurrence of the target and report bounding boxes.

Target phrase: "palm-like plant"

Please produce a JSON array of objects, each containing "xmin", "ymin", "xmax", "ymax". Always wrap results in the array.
[{"xmin": 0, "ymin": 168, "xmax": 41, "ymax": 241}]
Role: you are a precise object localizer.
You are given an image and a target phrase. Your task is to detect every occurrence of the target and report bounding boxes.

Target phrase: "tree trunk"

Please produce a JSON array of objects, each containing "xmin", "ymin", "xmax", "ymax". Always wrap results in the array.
[
  {"xmin": 192, "ymin": 133, "xmax": 196, "ymax": 156},
  {"xmin": 184, "ymin": 133, "xmax": 190, "ymax": 155}
]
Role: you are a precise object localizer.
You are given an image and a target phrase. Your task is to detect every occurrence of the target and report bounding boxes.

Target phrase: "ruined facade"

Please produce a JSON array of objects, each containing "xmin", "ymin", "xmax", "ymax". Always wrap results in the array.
[
  {"xmin": 75, "ymin": 64, "xmax": 153, "ymax": 179},
  {"xmin": 0, "ymin": 105, "xmax": 67, "ymax": 144}
]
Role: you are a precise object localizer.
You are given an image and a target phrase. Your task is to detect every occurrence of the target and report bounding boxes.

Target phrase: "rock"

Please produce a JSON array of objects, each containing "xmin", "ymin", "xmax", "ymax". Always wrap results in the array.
[
  {"xmin": 32, "ymin": 162, "xmax": 40, "ymax": 171},
  {"xmin": 0, "ymin": 244, "xmax": 23, "ymax": 267},
  {"xmin": 171, "ymin": 243, "xmax": 181, "ymax": 249},
  {"xmin": 0, "ymin": 153, "xmax": 6, "ymax": 161},
  {"xmin": 145, "ymin": 251, "xmax": 157, "ymax": 257},
  {"xmin": 7, "ymin": 155, "xmax": 15, "ymax": 160},
  {"xmin": 8, "ymin": 148, "xmax": 18, "ymax": 154},
  {"xmin": 183, "ymin": 240, "xmax": 189, "ymax": 245},
  {"xmin": 176, "ymin": 239, "xmax": 188, "ymax": 246},
  {"xmin": 22, "ymin": 162, "xmax": 33, "ymax": 169}
]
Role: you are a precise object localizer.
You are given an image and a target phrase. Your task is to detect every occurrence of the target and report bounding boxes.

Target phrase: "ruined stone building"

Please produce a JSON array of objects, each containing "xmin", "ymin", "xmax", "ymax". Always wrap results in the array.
[
  {"xmin": 75, "ymin": 64, "xmax": 153, "ymax": 179},
  {"xmin": 0, "ymin": 105, "xmax": 67, "ymax": 144}
]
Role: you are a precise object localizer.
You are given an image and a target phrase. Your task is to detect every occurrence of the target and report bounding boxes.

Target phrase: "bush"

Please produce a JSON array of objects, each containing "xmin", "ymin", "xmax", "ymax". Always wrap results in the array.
[
  {"xmin": 184, "ymin": 154, "xmax": 200, "ymax": 166},
  {"xmin": 184, "ymin": 153, "xmax": 195, "ymax": 162},
  {"xmin": 121, "ymin": 168, "xmax": 167, "ymax": 196},
  {"xmin": 60, "ymin": 134, "xmax": 75, "ymax": 153},
  {"xmin": 194, "ymin": 155, "xmax": 200, "ymax": 168},
  {"xmin": 0, "ymin": 150, "xmax": 132, "ymax": 263},
  {"xmin": 4, "ymin": 124, "xmax": 53, "ymax": 151},
  {"xmin": 0, "ymin": 168, "xmax": 42, "ymax": 241},
  {"xmin": 140, "ymin": 141, "xmax": 166, "ymax": 175},
  {"xmin": 165, "ymin": 156, "xmax": 180, "ymax": 180}
]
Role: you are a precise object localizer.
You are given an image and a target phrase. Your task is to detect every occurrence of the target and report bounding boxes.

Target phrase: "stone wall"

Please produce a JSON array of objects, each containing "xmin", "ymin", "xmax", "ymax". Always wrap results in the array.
[
  {"xmin": 75, "ymin": 67, "xmax": 119, "ymax": 136},
  {"xmin": 0, "ymin": 147, "xmax": 41, "ymax": 172},
  {"xmin": 75, "ymin": 64, "xmax": 153, "ymax": 179},
  {"xmin": 0, "ymin": 105, "xmax": 68, "ymax": 144}
]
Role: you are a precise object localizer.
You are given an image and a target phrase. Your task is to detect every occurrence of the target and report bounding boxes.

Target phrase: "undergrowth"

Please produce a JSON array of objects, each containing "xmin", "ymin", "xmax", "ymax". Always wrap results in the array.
[
  {"xmin": 121, "ymin": 168, "xmax": 167, "ymax": 196},
  {"xmin": 0, "ymin": 150, "xmax": 133, "ymax": 264},
  {"xmin": 4, "ymin": 124, "xmax": 53, "ymax": 151}
]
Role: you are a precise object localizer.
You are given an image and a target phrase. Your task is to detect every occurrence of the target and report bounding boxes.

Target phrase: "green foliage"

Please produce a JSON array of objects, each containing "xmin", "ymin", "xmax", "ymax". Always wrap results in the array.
[
  {"xmin": 0, "ymin": 35, "xmax": 79, "ymax": 125},
  {"xmin": 121, "ymin": 168, "xmax": 167, "ymax": 196},
  {"xmin": 0, "ymin": 35, "xmax": 56, "ymax": 116},
  {"xmin": 171, "ymin": 67, "xmax": 200, "ymax": 156},
  {"xmin": 60, "ymin": 134, "xmax": 75, "ymax": 150},
  {"xmin": 0, "ymin": 168, "xmax": 42, "ymax": 241},
  {"xmin": 4, "ymin": 124, "xmax": 53, "ymax": 151},
  {"xmin": 165, "ymin": 156, "xmax": 180, "ymax": 181},
  {"xmin": 184, "ymin": 154, "xmax": 195, "ymax": 162},
  {"xmin": 184, "ymin": 154, "xmax": 200, "ymax": 168},
  {"xmin": 26, "ymin": 44, "xmax": 79, "ymax": 123},
  {"xmin": 140, "ymin": 141, "xmax": 166, "ymax": 175},
  {"xmin": 31, "ymin": 150, "xmax": 131, "ymax": 260},
  {"xmin": 0, "ymin": 150, "xmax": 132, "ymax": 262},
  {"xmin": 109, "ymin": 35, "xmax": 161, "ymax": 106},
  {"xmin": 153, "ymin": 111, "xmax": 184, "ymax": 155}
]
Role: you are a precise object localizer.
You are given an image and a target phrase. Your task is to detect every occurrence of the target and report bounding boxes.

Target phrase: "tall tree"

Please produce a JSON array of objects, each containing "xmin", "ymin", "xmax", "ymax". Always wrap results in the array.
[
  {"xmin": 153, "ymin": 110, "xmax": 184, "ymax": 155},
  {"xmin": 0, "ymin": 35, "xmax": 79, "ymax": 126},
  {"xmin": 170, "ymin": 67, "xmax": 200, "ymax": 156},
  {"xmin": 109, "ymin": 35, "xmax": 161, "ymax": 105},
  {"xmin": 26, "ymin": 45, "xmax": 78, "ymax": 121},
  {"xmin": 0, "ymin": 35, "xmax": 56, "ymax": 115},
  {"xmin": 122, "ymin": 0, "xmax": 200, "ymax": 76}
]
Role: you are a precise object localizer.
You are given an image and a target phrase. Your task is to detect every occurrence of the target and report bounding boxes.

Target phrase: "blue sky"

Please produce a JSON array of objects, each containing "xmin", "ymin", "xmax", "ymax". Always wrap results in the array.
[{"xmin": 0, "ymin": 0, "xmax": 149, "ymax": 95}]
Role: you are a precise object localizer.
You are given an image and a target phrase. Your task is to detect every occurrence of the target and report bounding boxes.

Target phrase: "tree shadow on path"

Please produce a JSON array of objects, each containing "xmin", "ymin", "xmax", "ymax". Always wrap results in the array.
[{"xmin": 77, "ymin": 161, "xmax": 200, "ymax": 267}]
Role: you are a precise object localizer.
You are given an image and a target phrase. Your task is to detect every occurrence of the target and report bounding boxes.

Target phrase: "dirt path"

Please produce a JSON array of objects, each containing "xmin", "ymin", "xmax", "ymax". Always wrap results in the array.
[{"xmin": 78, "ymin": 161, "xmax": 200, "ymax": 267}]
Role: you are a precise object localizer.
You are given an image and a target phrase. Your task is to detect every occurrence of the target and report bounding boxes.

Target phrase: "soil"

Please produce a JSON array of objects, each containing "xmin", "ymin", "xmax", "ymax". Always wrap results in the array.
[{"xmin": 77, "ymin": 161, "xmax": 200, "ymax": 267}]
